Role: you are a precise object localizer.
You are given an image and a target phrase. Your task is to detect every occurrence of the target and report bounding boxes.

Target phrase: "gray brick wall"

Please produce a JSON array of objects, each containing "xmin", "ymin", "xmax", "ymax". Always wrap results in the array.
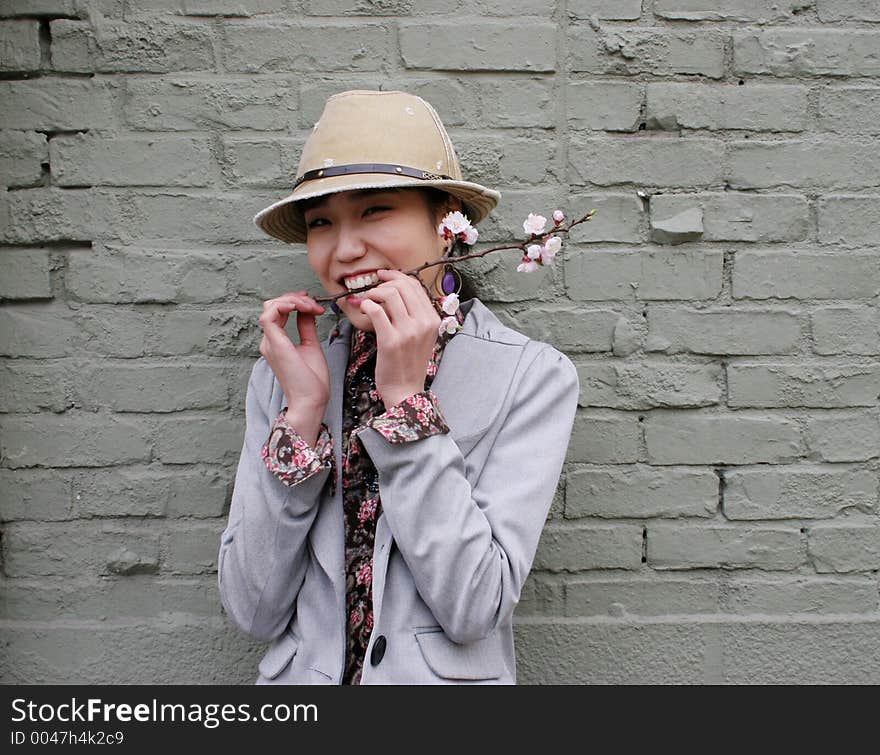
[{"xmin": 1, "ymin": 0, "xmax": 878, "ymax": 684}]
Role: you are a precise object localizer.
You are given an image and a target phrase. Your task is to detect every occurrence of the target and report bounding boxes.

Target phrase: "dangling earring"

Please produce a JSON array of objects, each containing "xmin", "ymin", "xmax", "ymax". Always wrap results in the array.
[{"xmin": 441, "ymin": 263, "xmax": 462, "ymax": 295}]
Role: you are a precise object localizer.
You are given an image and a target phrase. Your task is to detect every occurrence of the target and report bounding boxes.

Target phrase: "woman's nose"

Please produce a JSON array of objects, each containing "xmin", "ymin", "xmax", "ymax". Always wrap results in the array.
[{"xmin": 334, "ymin": 222, "xmax": 368, "ymax": 262}]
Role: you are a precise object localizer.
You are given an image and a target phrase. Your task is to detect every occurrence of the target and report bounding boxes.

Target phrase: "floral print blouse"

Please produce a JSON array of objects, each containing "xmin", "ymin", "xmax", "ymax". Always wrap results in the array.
[{"xmin": 260, "ymin": 304, "xmax": 466, "ymax": 684}]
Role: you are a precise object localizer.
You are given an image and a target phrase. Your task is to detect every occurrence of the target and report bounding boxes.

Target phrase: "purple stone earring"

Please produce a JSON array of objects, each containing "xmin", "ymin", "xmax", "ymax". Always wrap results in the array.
[
  {"xmin": 441, "ymin": 264, "xmax": 461, "ymax": 296},
  {"xmin": 330, "ymin": 301, "xmax": 341, "ymax": 314}
]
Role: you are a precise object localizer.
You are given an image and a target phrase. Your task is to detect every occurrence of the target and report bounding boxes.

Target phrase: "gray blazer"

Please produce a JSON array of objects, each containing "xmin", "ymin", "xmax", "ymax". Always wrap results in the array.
[{"xmin": 218, "ymin": 297, "xmax": 579, "ymax": 684}]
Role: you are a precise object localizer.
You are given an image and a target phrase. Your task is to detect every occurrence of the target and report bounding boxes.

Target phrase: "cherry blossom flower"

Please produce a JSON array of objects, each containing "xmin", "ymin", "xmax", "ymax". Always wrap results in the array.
[
  {"xmin": 517, "ymin": 259, "xmax": 539, "ymax": 273},
  {"xmin": 439, "ymin": 315, "xmax": 461, "ymax": 335},
  {"xmin": 526, "ymin": 244, "xmax": 542, "ymax": 260},
  {"xmin": 541, "ymin": 235, "xmax": 562, "ymax": 263},
  {"xmin": 523, "ymin": 213, "xmax": 547, "ymax": 236},
  {"xmin": 440, "ymin": 292, "xmax": 460, "ymax": 315},
  {"xmin": 553, "ymin": 209, "xmax": 565, "ymax": 224},
  {"xmin": 439, "ymin": 211, "xmax": 478, "ymax": 245}
]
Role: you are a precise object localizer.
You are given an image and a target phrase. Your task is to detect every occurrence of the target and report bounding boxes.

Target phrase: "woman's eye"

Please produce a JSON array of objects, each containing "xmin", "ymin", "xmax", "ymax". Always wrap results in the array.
[
  {"xmin": 306, "ymin": 217, "xmax": 329, "ymax": 228},
  {"xmin": 364, "ymin": 205, "xmax": 391, "ymax": 216}
]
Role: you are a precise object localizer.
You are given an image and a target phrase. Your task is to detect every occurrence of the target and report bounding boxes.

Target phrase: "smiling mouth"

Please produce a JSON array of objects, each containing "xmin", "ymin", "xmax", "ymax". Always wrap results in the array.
[{"xmin": 340, "ymin": 270, "xmax": 381, "ymax": 291}]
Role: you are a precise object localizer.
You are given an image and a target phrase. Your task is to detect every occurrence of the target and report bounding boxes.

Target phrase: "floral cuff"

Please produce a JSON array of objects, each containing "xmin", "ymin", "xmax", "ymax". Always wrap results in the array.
[
  {"xmin": 262, "ymin": 411, "xmax": 335, "ymax": 487},
  {"xmin": 366, "ymin": 389, "xmax": 450, "ymax": 444}
]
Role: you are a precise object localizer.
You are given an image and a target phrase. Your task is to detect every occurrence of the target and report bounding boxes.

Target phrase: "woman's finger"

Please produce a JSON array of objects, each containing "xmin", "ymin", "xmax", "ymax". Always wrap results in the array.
[
  {"xmin": 377, "ymin": 269, "xmax": 435, "ymax": 320},
  {"xmin": 361, "ymin": 283, "xmax": 410, "ymax": 326},
  {"xmin": 359, "ymin": 298, "xmax": 394, "ymax": 344}
]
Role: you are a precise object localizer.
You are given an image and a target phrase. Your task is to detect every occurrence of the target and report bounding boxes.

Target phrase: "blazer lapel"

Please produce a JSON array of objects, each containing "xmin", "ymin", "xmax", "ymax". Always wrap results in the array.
[{"xmin": 306, "ymin": 320, "xmax": 351, "ymax": 597}]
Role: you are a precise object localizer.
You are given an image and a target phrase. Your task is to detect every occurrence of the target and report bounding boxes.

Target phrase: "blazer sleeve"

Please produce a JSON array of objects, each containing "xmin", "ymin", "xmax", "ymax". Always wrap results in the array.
[
  {"xmin": 217, "ymin": 357, "xmax": 335, "ymax": 643},
  {"xmin": 355, "ymin": 341, "xmax": 579, "ymax": 644}
]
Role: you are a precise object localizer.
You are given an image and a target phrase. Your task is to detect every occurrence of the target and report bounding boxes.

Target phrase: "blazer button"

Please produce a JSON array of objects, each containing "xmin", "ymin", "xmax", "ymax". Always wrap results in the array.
[{"xmin": 370, "ymin": 635, "xmax": 387, "ymax": 666}]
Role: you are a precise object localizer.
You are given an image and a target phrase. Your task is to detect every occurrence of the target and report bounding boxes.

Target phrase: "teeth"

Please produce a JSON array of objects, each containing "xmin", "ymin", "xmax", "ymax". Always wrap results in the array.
[{"xmin": 344, "ymin": 272, "xmax": 379, "ymax": 291}]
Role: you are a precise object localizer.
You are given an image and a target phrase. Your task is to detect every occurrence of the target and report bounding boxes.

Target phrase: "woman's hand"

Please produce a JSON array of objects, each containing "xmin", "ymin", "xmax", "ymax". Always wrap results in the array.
[
  {"xmin": 358, "ymin": 269, "xmax": 442, "ymax": 408},
  {"xmin": 258, "ymin": 291, "xmax": 330, "ymax": 442}
]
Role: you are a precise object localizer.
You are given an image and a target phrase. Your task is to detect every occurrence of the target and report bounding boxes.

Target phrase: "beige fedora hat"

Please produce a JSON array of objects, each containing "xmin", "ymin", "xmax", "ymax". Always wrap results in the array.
[{"xmin": 253, "ymin": 90, "xmax": 501, "ymax": 244}]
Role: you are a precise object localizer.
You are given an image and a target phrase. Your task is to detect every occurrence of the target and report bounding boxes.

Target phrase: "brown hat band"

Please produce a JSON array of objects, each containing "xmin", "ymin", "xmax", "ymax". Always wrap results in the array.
[{"xmin": 293, "ymin": 162, "xmax": 453, "ymax": 190}]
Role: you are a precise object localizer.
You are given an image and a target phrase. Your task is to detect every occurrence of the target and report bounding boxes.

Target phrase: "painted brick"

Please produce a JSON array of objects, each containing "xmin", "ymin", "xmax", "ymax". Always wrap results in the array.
[
  {"xmin": 817, "ymin": 0, "xmax": 880, "ymax": 22},
  {"xmin": 818, "ymin": 88, "xmax": 880, "ymax": 136},
  {"xmin": 733, "ymin": 29, "xmax": 880, "ymax": 78},
  {"xmin": 105, "ymin": 190, "xmax": 279, "ymax": 243},
  {"xmin": 74, "ymin": 363, "xmax": 230, "ymax": 413},
  {"xmin": 724, "ymin": 577, "xmax": 879, "ymax": 614},
  {"xmin": 184, "ymin": 0, "xmax": 289, "ymax": 13},
  {"xmin": 568, "ymin": 137, "xmax": 725, "ymax": 188},
  {"xmin": 566, "ymin": 248, "xmax": 723, "ymax": 301},
  {"xmin": 650, "ymin": 193, "xmax": 810, "ymax": 243},
  {"xmin": 808, "ymin": 526, "xmax": 880, "ymax": 573},
  {"xmin": 804, "ymin": 411, "xmax": 880, "ymax": 462},
  {"xmin": 647, "ymin": 82, "xmax": 808, "ymax": 132},
  {"xmin": 0, "ymin": 470, "xmax": 72, "ymax": 521},
  {"xmin": 75, "ymin": 306, "xmax": 151, "ymax": 358},
  {"xmin": 0, "ymin": 248, "xmax": 52, "ymax": 300},
  {"xmin": 0, "ymin": 413, "xmax": 152, "ymax": 468},
  {"xmin": 51, "ymin": 133, "xmax": 216, "ymax": 187},
  {"xmin": 0, "ymin": 131, "xmax": 48, "ymax": 188},
  {"xmin": 770, "ymin": 257, "xmax": 829, "ymax": 321},
  {"xmin": 150, "ymin": 308, "xmax": 260, "ymax": 357},
  {"xmin": 400, "ymin": 22, "xmax": 556, "ymax": 71},
  {"xmin": 515, "ymin": 622, "xmax": 706, "ymax": 684},
  {"xmin": 70, "ymin": 467, "xmax": 228, "ymax": 520},
  {"xmin": 306, "ymin": 0, "xmax": 415, "ymax": 13},
  {"xmin": 2, "ymin": 522, "xmax": 161, "ymax": 577},
  {"xmin": 811, "ymin": 307, "xmax": 880, "ymax": 356},
  {"xmin": 569, "ymin": 25, "xmax": 725, "ymax": 78},
  {"xmin": 222, "ymin": 22, "xmax": 393, "ymax": 72},
  {"xmin": 0, "ymin": 622, "xmax": 262, "ymax": 684},
  {"xmin": 568, "ymin": 0, "xmax": 641, "ymax": 19},
  {"xmin": 164, "ymin": 521, "xmax": 224, "ymax": 574},
  {"xmin": 124, "ymin": 77, "xmax": 295, "ymax": 132},
  {"xmin": 0, "ymin": 360, "xmax": 71, "ymax": 412},
  {"xmin": 461, "ymin": 248, "xmax": 561, "ymax": 304},
  {"xmin": 645, "ymin": 411, "xmax": 803, "ymax": 465},
  {"xmin": 0, "ymin": 0, "xmax": 81, "ymax": 15},
  {"xmin": 0, "ymin": 20, "xmax": 41, "ymax": 72},
  {"xmin": 567, "ymin": 411, "xmax": 642, "ymax": 464},
  {"xmin": 155, "ymin": 415, "xmax": 243, "ymax": 464},
  {"xmin": 533, "ymin": 523, "xmax": 643, "ymax": 571},
  {"xmin": 0, "ymin": 305, "xmax": 84, "ymax": 358},
  {"xmin": 471, "ymin": 78, "xmax": 555, "ymax": 129},
  {"xmin": 724, "ymin": 466, "xmax": 878, "ymax": 520},
  {"xmin": 566, "ymin": 465, "xmax": 718, "ymax": 518},
  {"xmin": 0, "ymin": 188, "xmax": 114, "ymax": 244},
  {"xmin": 50, "ymin": 19, "xmax": 215, "ymax": 73},
  {"xmin": 494, "ymin": 306, "xmax": 618, "ymax": 354},
  {"xmin": 516, "ymin": 573, "xmax": 566, "ymax": 616},
  {"xmin": 221, "ymin": 136, "xmax": 304, "ymax": 188},
  {"xmin": 648, "ymin": 524, "xmax": 804, "ymax": 570},
  {"xmin": 475, "ymin": 187, "xmax": 563, "ymax": 244},
  {"xmin": 647, "ymin": 307, "xmax": 802, "ymax": 356},
  {"xmin": 0, "ymin": 576, "xmax": 221, "ymax": 622},
  {"xmin": 66, "ymin": 247, "xmax": 228, "ymax": 303},
  {"xmin": 568, "ymin": 81, "xmax": 643, "ymax": 132},
  {"xmin": 654, "ymin": 0, "xmax": 806, "ymax": 21},
  {"xmin": 817, "ymin": 195, "xmax": 880, "ymax": 247},
  {"xmin": 576, "ymin": 361, "xmax": 722, "ymax": 409},
  {"xmin": 564, "ymin": 193, "xmax": 643, "ymax": 244},
  {"xmin": 727, "ymin": 363, "xmax": 880, "ymax": 408},
  {"xmin": 729, "ymin": 140, "xmax": 880, "ymax": 190},
  {"xmin": 0, "ymin": 78, "xmax": 117, "ymax": 131},
  {"xmin": 565, "ymin": 578, "xmax": 720, "ymax": 617}
]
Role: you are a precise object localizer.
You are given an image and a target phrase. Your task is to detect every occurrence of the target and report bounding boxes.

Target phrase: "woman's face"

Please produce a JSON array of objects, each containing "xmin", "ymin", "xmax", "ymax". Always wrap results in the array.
[{"xmin": 303, "ymin": 188, "xmax": 454, "ymax": 332}]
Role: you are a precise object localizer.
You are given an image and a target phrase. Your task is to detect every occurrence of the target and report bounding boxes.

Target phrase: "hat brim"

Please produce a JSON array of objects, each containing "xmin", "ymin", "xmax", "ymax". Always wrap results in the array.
[{"xmin": 253, "ymin": 173, "xmax": 501, "ymax": 244}]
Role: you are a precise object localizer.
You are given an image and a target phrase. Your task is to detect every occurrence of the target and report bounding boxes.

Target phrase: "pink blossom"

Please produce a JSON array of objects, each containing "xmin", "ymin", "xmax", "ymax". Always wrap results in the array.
[
  {"xmin": 526, "ymin": 244, "xmax": 542, "ymax": 260},
  {"xmin": 522, "ymin": 213, "xmax": 547, "ymax": 236},
  {"xmin": 541, "ymin": 235, "xmax": 562, "ymax": 263},
  {"xmin": 517, "ymin": 259, "xmax": 539, "ymax": 273},
  {"xmin": 438, "ymin": 211, "xmax": 477, "ymax": 245},
  {"xmin": 440, "ymin": 292, "xmax": 460, "ymax": 315},
  {"xmin": 439, "ymin": 315, "xmax": 461, "ymax": 335},
  {"xmin": 553, "ymin": 209, "xmax": 565, "ymax": 224}
]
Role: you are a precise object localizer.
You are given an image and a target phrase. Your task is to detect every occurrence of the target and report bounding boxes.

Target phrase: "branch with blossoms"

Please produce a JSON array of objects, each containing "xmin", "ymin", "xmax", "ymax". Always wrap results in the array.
[{"xmin": 313, "ymin": 207, "xmax": 598, "ymax": 336}]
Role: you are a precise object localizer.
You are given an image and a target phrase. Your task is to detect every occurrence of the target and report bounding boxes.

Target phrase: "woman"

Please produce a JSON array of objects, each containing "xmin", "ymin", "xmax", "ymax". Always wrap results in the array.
[{"xmin": 218, "ymin": 90, "xmax": 579, "ymax": 684}]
